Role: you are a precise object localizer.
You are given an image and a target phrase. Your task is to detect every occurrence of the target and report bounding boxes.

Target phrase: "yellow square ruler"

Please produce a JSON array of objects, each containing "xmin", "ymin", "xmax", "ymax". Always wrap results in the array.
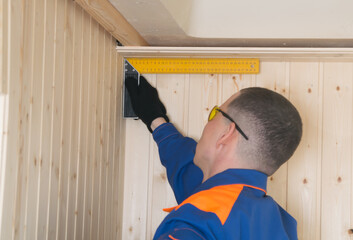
[
  {"xmin": 123, "ymin": 57, "xmax": 260, "ymax": 118},
  {"xmin": 126, "ymin": 58, "xmax": 259, "ymax": 74}
]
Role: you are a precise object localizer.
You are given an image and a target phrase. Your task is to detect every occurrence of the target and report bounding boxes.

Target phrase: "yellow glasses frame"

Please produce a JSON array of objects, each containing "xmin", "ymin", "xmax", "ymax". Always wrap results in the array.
[{"xmin": 208, "ymin": 106, "xmax": 249, "ymax": 140}]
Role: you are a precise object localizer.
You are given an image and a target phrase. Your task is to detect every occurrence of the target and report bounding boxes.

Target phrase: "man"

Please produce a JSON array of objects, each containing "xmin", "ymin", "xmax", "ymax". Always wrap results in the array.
[{"xmin": 126, "ymin": 76, "xmax": 302, "ymax": 240}]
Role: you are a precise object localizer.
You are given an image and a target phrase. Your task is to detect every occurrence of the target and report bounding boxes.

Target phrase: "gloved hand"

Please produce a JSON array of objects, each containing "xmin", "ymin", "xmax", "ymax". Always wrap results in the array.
[{"xmin": 125, "ymin": 75, "xmax": 169, "ymax": 133}]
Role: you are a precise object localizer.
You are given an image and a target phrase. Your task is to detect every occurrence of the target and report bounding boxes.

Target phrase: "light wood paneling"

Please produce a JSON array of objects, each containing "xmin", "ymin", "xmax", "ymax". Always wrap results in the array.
[
  {"xmin": 256, "ymin": 61, "xmax": 289, "ymax": 209},
  {"xmin": 321, "ymin": 62, "xmax": 353, "ymax": 240},
  {"xmin": 0, "ymin": 0, "xmax": 6, "ymax": 94},
  {"xmin": 74, "ymin": 0, "xmax": 148, "ymax": 46},
  {"xmin": 3, "ymin": 1, "xmax": 353, "ymax": 238},
  {"xmin": 287, "ymin": 62, "xmax": 322, "ymax": 240},
  {"xmin": 0, "ymin": 0, "xmax": 124, "ymax": 239},
  {"xmin": 122, "ymin": 58, "xmax": 353, "ymax": 239},
  {"xmin": 2, "ymin": 0, "xmax": 24, "ymax": 239},
  {"xmin": 117, "ymin": 46, "xmax": 353, "ymax": 59}
]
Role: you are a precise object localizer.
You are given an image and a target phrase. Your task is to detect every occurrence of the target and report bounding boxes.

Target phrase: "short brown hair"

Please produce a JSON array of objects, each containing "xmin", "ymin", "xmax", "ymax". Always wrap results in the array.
[{"xmin": 228, "ymin": 87, "xmax": 302, "ymax": 176}]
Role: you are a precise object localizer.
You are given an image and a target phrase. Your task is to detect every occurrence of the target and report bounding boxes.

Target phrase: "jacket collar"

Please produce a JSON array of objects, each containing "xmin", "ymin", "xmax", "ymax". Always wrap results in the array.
[{"xmin": 194, "ymin": 168, "xmax": 268, "ymax": 194}]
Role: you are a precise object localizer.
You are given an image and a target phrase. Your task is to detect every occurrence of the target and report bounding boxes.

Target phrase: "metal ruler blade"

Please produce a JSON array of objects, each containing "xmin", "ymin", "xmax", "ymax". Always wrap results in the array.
[
  {"xmin": 126, "ymin": 58, "xmax": 259, "ymax": 74},
  {"xmin": 123, "ymin": 60, "xmax": 140, "ymax": 118}
]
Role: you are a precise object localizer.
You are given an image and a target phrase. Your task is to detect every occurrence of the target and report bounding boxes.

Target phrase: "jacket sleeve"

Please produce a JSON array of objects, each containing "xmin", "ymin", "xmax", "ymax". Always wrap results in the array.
[{"xmin": 152, "ymin": 123, "xmax": 203, "ymax": 204}]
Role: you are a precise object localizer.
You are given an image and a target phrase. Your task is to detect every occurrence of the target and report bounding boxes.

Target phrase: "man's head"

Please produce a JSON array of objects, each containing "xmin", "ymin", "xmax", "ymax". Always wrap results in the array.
[{"xmin": 194, "ymin": 87, "xmax": 302, "ymax": 180}]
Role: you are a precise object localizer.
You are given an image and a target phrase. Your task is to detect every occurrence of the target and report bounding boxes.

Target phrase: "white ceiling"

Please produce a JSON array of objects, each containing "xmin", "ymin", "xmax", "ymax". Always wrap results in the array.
[{"xmin": 109, "ymin": 0, "xmax": 353, "ymax": 47}]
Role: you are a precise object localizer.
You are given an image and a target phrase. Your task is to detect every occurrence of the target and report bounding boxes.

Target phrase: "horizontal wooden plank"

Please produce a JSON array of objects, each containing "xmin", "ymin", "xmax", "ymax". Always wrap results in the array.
[
  {"xmin": 74, "ymin": 0, "xmax": 148, "ymax": 46},
  {"xmin": 117, "ymin": 47, "xmax": 353, "ymax": 59}
]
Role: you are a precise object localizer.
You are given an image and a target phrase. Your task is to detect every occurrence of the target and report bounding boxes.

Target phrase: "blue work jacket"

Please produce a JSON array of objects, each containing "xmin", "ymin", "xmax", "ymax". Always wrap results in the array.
[{"xmin": 152, "ymin": 123, "xmax": 297, "ymax": 240}]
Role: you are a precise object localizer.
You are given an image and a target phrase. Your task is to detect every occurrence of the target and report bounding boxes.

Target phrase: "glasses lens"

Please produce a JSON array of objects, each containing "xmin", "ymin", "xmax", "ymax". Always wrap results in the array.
[{"xmin": 208, "ymin": 106, "xmax": 218, "ymax": 121}]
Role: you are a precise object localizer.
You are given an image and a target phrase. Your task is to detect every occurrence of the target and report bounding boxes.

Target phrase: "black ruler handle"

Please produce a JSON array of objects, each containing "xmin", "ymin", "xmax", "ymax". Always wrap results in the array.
[{"xmin": 123, "ymin": 60, "xmax": 139, "ymax": 118}]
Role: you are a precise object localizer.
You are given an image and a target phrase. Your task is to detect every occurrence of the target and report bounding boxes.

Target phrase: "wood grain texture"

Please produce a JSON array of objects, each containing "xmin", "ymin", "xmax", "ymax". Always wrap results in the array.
[
  {"xmin": 287, "ymin": 62, "xmax": 321, "ymax": 240},
  {"xmin": 256, "ymin": 61, "xmax": 289, "ymax": 209},
  {"xmin": 0, "ymin": 0, "xmax": 23, "ymax": 238},
  {"xmin": 321, "ymin": 62, "xmax": 353, "ymax": 240},
  {"xmin": 74, "ymin": 10, "xmax": 90, "ymax": 240},
  {"xmin": 122, "ymin": 58, "xmax": 353, "ymax": 240},
  {"xmin": 0, "ymin": 0, "xmax": 124, "ymax": 239},
  {"xmin": 115, "ymin": 53, "xmax": 126, "ymax": 240},
  {"xmin": 74, "ymin": 0, "xmax": 148, "ymax": 46},
  {"xmin": 0, "ymin": 0, "xmax": 5, "ymax": 94},
  {"xmin": 46, "ymin": 0, "xmax": 66, "ymax": 238},
  {"xmin": 83, "ymin": 16, "xmax": 99, "ymax": 240},
  {"xmin": 2, "ymin": 1, "xmax": 353, "ymax": 238},
  {"xmin": 117, "ymin": 46, "xmax": 353, "ymax": 59},
  {"xmin": 151, "ymin": 74, "xmax": 186, "ymax": 236}
]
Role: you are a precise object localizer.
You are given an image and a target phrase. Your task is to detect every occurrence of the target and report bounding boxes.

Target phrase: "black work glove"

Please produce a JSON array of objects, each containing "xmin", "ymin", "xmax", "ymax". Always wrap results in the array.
[{"xmin": 125, "ymin": 75, "xmax": 169, "ymax": 133}]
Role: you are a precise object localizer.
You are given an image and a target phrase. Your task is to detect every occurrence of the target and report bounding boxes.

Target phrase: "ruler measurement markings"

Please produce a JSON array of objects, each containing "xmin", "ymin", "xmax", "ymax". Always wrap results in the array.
[{"xmin": 126, "ymin": 58, "xmax": 259, "ymax": 74}]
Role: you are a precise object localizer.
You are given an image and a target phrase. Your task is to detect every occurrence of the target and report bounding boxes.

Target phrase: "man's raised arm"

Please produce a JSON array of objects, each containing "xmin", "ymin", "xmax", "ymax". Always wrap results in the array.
[{"xmin": 125, "ymin": 76, "xmax": 203, "ymax": 203}]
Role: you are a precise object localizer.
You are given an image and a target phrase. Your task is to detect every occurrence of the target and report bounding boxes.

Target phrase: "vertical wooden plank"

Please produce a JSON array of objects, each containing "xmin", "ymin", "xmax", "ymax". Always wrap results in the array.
[
  {"xmin": 23, "ymin": 0, "xmax": 45, "ymax": 237},
  {"xmin": 65, "ymin": 2, "xmax": 83, "ymax": 239},
  {"xmin": 46, "ymin": 0, "xmax": 65, "ymax": 238},
  {"xmin": 103, "ymin": 34, "xmax": 115, "ymax": 240},
  {"xmin": 106, "ymin": 36, "xmax": 118, "ymax": 240},
  {"xmin": 98, "ymin": 29, "xmax": 110, "ymax": 240},
  {"xmin": 222, "ymin": 74, "xmax": 239, "ymax": 102},
  {"xmin": 14, "ymin": 0, "xmax": 33, "ymax": 239},
  {"xmin": 321, "ymin": 62, "xmax": 352, "ymax": 240},
  {"xmin": 95, "ymin": 25, "xmax": 106, "ymax": 240},
  {"xmin": 115, "ymin": 53, "xmax": 125, "ymax": 240},
  {"xmin": 0, "ymin": 94, "xmax": 8, "ymax": 236},
  {"xmin": 188, "ymin": 74, "xmax": 223, "ymax": 141},
  {"xmin": 0, "ymin": 0, "xmax": 7, "ymax": 94},
  {"xmin": 317, "ymin": 62, "xmax": 324, "ymax": 240},
  {"xmin": 187, "ymin": 74, "xmax": 205, "ymax": 140},
  {"xmin": 144, "ymin": 73, "xmax": 157, "ymax": 240},
  {"xmin": 82, "ymin": 17, "xmax": 98, "ymax": 240},
  {"xmin": 122, "ymin": 69, "xmax": 151, "ymax": 239},
  {"xmin": 75, "ymin": 10, "xmax": 90, "ymax": 240},
  {"xmin": 122, "ymin": 119, "xmax": 150, "ymax": 239},
  {"xmin": 287, "ymin": 62, "xmax": 321, "ymax": 240},
  {"xmin": 148, "ymin": 74, "xmax": 187, "ymax": 237},
  {"xmin": 90, "ymin": 24, "xmax": 104, "ymax": 240},
  {"xmin": 56, "ymin": 0, "xmax": 74, "ymax": 238},
  {"xmin": 96, "ymin": 24, "xmax": 107, "ymax": 240},
  {"xmin": 255, "ymin": 61, "xmax": 289, "ymax": 209},
  {"xmin": 0, "ymin": 0, "xmax": 3, "ymax": 93},
  {"xmin": 36, "ymin": 0, "xmax": 56, "ymax": 237},
  {"xmin": 222, "ymin": 73, "xmax": 256, "ymax": 102},
  {"xmin": 1, "ymin": 0, "xmax": 24, "ymax": 238}
]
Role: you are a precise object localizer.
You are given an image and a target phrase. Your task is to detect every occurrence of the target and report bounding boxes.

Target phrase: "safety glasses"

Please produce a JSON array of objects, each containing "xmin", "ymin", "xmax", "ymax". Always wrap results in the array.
[{"xmin": 208, "ymin": 106, "xmax": 249, "ymax": 140}]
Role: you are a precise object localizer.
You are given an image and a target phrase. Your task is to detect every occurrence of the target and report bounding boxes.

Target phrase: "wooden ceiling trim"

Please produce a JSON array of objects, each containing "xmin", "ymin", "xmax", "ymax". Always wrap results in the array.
[
  {"xmin": 75, "ymin": 0, "xmax": 148, "ymax": 46},
  {"xmin": 116, "ymin": 47, "xmax": 353, "ymax": 60}
]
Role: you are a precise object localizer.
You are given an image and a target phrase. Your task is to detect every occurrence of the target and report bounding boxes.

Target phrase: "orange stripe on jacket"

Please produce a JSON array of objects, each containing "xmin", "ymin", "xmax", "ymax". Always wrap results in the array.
[
  {"xmin": 168, "ymin": 235, "xmax": 179, "ymax": 240},
  {"xmin": 163, "ymin": 184, "xmax": 266, "ymax": 225}
]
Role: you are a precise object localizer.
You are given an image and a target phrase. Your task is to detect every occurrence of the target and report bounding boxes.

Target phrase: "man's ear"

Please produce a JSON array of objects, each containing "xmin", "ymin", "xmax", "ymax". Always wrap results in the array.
[{"xmin": 216, "ymin": 122, "xmax": 237, "ymax": 148}]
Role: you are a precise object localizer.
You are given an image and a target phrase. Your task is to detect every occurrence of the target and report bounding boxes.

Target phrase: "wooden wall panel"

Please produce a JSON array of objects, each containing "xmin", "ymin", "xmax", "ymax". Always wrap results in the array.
[
  {"xmin": 115, "ymin": 54, "xmax": 125, "ymax": 240},
  {"xmin": 123, "ymin": 59, "xmax": 353, "ymax": 239},
  {"xmin": 2, "ymin": 1, "xmax": 353, "ymax": 238},
  {"xmin": 0, "ymin": 0, "xmax": 124, "ymax": 239},
  {"xmin": 256, "ymin": 61, "xmax": 289, "ymax": 209},
  {"xmin": 288, "ymin": 62, "xmax": 322, "ymax": 240},
  {"xmin": 122, "ymin": 117, "xmax": 150, "ymax": 239},
  {"xmin": 84, "ymin": 18, "xmax": 99, "ymax": 240},
  {"xmin": 150, "ymin": 74, "xmax": 187, "ymax": 237},
  {"xmin": 75, "ymin": 10, "xmax": 90, "ymax": 240},
  {"xmin": 0, "ymin": 0, "xmax": 7, "ymax": 94},
  {"xmin": 0, "ymin": 0, "xmax": 23, "ymax": 238},
  {"xmin": 321, "ymin": 62, "xmax": 353, "ymax": 240},
  {"xmin": 45, "ymin": 0, "xmax": 65, "ymax": 237},
  {"xmin": 37, "ymin": 0, "xmax": 56, "ymax": 237}
]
